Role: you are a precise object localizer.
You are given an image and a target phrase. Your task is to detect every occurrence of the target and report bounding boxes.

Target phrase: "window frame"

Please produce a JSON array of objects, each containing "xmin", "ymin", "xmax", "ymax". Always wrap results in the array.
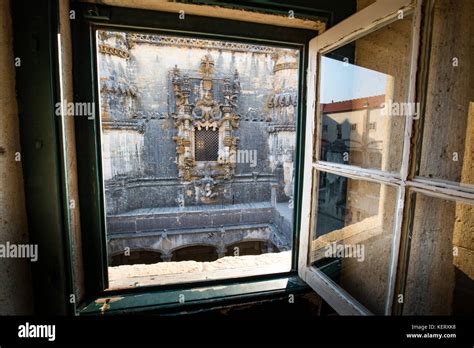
[
  {"xmin": 72, "ymin": 2, "xmax": 319, "ymax": 313},
  {"xmin": 299, "ymin": 0, "xmax": 474, "ymax": 316},
  {"xmin": 298, "ymin": 0, "xmax": 422, "ymax": 316}
]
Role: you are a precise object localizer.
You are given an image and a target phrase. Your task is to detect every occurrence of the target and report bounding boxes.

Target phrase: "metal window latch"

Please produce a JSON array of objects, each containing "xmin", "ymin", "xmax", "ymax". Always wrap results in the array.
[
  {"xmin": 83, "ymin": 5, "xmax": 110, "ymax": 20},
  {"xmin": 99, "ymin": 299, "xmax": 111, "ymax": 315}
]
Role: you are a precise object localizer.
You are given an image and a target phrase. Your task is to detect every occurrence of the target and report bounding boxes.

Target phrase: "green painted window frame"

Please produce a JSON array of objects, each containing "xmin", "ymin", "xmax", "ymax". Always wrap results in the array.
[{"xmin": 71, "ymin": 2, "xmax": 322, "ymax": 315}]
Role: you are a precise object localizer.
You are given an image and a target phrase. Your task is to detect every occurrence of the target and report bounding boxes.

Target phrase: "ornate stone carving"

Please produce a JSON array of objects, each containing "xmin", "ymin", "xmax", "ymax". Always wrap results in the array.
[
  {"xmin": 98, "ymin": 44, "xmax": 130, "ymax": 59},
  {"xmin": 102, "ymin": 120, "xmax": 146, "ymax": 134},
  {"xmin": 267, "ymin": 92, "xmax": 298, "ymax": 109},
  {"xmin": 126, "ymin": 33, "xmax": 295, "ymax": 55},
  {"xmin": 100, "ymin": 76, "xmax": 138, "ymax": 120},
  {"xmin": 273, "ymin": 62, "xmax": 298, "ymax": 73},
  {"xmin": 198, "ymin": 175, "xmax": 219, "ymax": 204},
  {"xmin": 171, "ymin": 55, "xmax": 241, "ymax": 192}
]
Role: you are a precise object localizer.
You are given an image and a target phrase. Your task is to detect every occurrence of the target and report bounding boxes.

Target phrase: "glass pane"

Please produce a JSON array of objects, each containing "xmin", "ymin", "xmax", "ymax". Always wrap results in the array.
[
  {"xmin": 311, "ymin": 172, "xmax": 399, "ymax": 314},
  {"xmin": 417, "ymin": 0, "xmax": 474, "ymax": 188},
  {"xmin": 96, "ymin": 30, "xmax": 300, "ymax": 289},
  {"xmin": 403, "ymin": 193, "xmax": 473, "ymax": 315},
  {"xmin": 317, "ymin": 14, "xmax": 414, "ymax": 173}
]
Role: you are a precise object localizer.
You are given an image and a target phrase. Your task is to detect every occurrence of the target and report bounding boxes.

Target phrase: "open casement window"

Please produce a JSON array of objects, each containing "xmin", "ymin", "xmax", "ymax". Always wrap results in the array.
[
  {"xmin": 299, "ymin": 0, "xmax": 474, "ymax": 316},
  {"xmin": 300, "ymin": 0, "xmax": 420, "ymax": 315},
  {"xmin": 73, "ymin": 0, "xmax": 474, "ymax": 315}
]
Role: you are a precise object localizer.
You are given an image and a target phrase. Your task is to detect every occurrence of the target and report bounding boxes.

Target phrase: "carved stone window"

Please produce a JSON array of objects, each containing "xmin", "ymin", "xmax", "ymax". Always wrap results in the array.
[{"xmin": 172, "ymin": 54, "xmax": 241, "ymax": 183}]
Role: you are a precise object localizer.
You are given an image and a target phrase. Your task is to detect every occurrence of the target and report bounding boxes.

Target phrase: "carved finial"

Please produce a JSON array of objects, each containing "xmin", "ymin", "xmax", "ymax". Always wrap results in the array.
[
  {"xmin": 172, "ymin": 65, "xmax": 180, "ymax": 84},
  {"xmin": 223, "ymin": 76, "xmax": 232, "ymax": 105},
  {"xmin": 182, "ymin": 74, "xmax": 191, "ymax": 93},
  {"xmin": 233, "ymin": 69, "xmax": 241, "ymax": 94},
  {"xmin": 200, "ymin": 54, "xmax": 215, "ymax": 78}
]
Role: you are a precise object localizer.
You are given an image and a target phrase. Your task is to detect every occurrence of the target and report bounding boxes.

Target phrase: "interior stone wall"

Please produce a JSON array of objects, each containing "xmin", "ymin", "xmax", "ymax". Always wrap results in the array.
[
  {"xmin": 0, "ymin": 0, "xmax": 33, "ymax": 315},
  {"xmin": 418, "ymin": 0, "xmax": 474, "ymax": 185},
  {"xmin": 403, "ymin": 0, "xmax": 473, "ymax": 315},
  {"xmin": 403, "ymin": 195, "xmax": 474, "ymax": 315}
]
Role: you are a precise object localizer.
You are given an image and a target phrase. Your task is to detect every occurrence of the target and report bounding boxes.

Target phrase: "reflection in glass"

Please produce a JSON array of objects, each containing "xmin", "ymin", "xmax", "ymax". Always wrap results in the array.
[
  {"xmin": 317, "ymin": 14, "xmax": 413, "ymax": 173},
  {"xmin": 311, "ymin": 172, "xmax": 398, "ymax": 314},
  {"xmin": 403, "ymin": 194, "xmax": 474, "ymax": 315}
]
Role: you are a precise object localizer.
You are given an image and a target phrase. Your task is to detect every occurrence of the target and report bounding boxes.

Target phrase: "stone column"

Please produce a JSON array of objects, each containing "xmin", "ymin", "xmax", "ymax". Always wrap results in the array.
[
  {"xmin": 271, "ymin": 183, "xmax": 278, "ymax": 207},
  {"xmin": 160, "ymin": 252, "xmax": 172, "ymax": 262},
  {"xmin": 267, "ymin": 51, "xmax": 298, "ymax": 202},
  {"xmin": 265, "ymin": 241, "xmax": 274, "ymax": 253},
  {"xmin": 216, "ymin": 245, "xmax": 227, "ymax": 258}
]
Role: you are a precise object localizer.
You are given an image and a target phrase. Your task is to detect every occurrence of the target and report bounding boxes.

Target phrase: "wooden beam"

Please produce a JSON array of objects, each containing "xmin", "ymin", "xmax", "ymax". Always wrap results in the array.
[{"xmin": 80, "ymin": 0, "xmax": 326, "ymax": 32}]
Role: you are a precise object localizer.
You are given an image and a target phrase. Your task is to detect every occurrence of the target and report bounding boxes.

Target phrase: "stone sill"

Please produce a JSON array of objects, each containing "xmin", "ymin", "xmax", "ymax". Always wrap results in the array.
[{"xmin": 108, "ymin": 251, "xmax": 292, "ymax": 290}]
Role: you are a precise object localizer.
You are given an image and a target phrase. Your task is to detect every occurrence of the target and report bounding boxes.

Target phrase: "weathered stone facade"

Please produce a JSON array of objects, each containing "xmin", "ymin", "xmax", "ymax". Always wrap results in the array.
[{"xmin": 97, "ymin": 31, "xmax": 299, "ymax": 264}]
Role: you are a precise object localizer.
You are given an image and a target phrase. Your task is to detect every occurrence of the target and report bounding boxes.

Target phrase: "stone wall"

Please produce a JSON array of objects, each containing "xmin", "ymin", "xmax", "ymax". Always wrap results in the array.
[
  {"xmin": 98, "ymin": 32, "xmax": 299, "ymax": 214},
  {"xmin": 0, "ymin": 0, "xmax": 33, "ymax": 315},
  {"xmin": 403, "ymin": 0, "xmax": 474, "ymax": 315},
  {"xmin": 418, "ymin": 0, "xmax": 473, "ymax": 184}
]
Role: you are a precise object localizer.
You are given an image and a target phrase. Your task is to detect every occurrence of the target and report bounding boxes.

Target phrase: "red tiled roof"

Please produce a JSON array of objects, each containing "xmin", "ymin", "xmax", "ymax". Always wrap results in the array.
[{"xmin": 321, "ymin": 95, "xmax": 385, "ymax": 113}]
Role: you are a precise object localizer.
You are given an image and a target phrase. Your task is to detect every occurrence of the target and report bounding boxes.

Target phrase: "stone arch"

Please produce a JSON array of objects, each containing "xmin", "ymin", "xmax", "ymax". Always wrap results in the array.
[
  {"xmin": 225, "ymin": 239, "xmax": 278, "ymax": 257},
  {"xmin": 109, "ymin": 248, "xmax": 163, "ymax": 266},
  {"xmin": 170, "ymin": 244, "xmax": 218, "ymax": 262}
]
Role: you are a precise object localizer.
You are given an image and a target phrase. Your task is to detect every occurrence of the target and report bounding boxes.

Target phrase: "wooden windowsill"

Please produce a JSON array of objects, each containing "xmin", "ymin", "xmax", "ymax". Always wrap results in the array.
[{"xmin": 79, "ymin": 272, "xmax": 307, "ymax": 315}]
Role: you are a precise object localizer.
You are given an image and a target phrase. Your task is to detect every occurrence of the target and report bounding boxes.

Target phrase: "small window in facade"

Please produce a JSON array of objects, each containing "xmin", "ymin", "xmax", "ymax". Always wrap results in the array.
[{"xmin": 336, "ymin": 124, "xmax": 342, "ymax": 139}]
